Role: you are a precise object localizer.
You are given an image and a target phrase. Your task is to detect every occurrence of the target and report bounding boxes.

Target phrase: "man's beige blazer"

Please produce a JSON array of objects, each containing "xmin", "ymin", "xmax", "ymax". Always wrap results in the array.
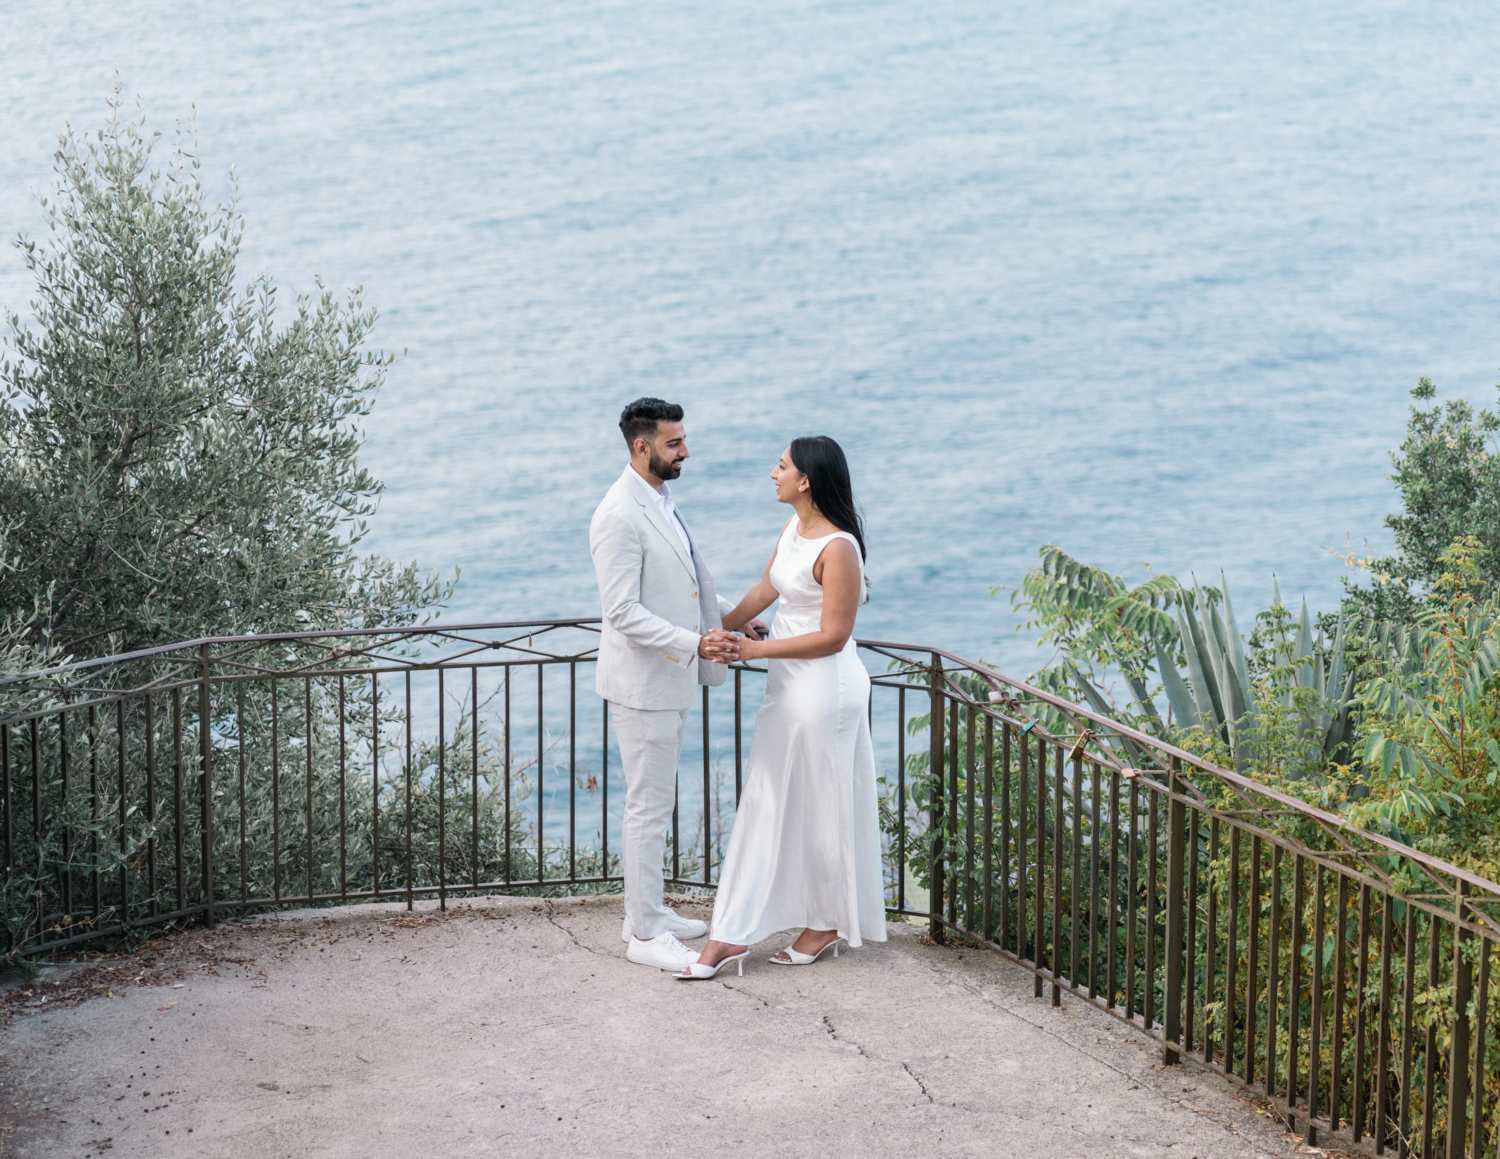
[{"xmin": 590, "ymin": 466, "xmax": 732, "ymax": 711}]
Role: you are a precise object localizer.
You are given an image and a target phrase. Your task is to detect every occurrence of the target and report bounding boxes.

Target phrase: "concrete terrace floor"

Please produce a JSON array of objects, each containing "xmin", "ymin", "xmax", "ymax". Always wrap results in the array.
[{"xmin": 0, "ymin": 895, "xmax": 1327, "ymax": 1159}]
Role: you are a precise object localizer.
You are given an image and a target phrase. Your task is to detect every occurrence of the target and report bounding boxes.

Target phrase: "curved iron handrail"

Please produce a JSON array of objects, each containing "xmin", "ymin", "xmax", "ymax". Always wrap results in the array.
[
  {"xmin": 0, "ymin": 617, "xmax": 606, "ymax": 688},
  {"xmin": 2, "ymin": 620, "xmax": 1494, "ymax": 903},
  {"xmin": 861, "ymin": 638, "xmax": 1500, "ymax": 907}
]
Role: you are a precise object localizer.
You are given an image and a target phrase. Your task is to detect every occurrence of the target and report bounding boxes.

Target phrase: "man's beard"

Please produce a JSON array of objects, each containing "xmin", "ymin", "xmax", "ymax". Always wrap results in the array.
[{"xmin": 649, "ymin": 452, "xmax": 683, "ymax": 480}]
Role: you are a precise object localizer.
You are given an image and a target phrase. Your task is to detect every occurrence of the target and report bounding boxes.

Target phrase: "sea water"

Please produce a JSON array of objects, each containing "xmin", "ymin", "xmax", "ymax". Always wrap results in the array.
[{"xmin": 5, "ymin": 1, "xmax": 1500, "ymax": 855}]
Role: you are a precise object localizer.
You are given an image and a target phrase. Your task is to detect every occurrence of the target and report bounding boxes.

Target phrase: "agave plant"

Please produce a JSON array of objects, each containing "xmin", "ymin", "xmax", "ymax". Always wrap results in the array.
[
  {"xmin": 1153, "ymin": 579, "xmax": 1356, "ymax": 771},
  {"xmin": 1013, "ymin": 547, "xmax": 1354, "ymax": 771}
]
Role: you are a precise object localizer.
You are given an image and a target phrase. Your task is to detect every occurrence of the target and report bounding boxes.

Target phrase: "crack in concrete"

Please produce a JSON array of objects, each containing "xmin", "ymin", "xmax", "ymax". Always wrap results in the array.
[
  {"xmin": 715, "ymin": 979, "xmax": 943, "ymax": 1112},
  {"xmin": 714, "ymin": 980, "xmax": 939, "ymax": 1110},
  {"xmin": 717, "ymin": 982, "xmax": 770, "ymax": 1006},
  {"xmin": 821, "ymin": 1014, "xmax": 934, "ymax": 1105},
  {"xmin": 820, "ymin": 1015, "xmax": 875, "ymax": 1060},
  {"xmin": 899, "ymin": 1062, "xmax": 934, "ymax": 1104},
  {"xmin": 713, "ymin": 977, "xmax": 940, "ymax": 1116},
  {"xmin": 543, "ymin": 902, "xmax": 604, "ymax": 957}
]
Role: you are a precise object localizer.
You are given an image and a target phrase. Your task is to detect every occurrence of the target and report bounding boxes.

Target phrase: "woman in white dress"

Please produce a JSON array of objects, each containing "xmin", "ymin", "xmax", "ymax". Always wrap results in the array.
[{"xmin": 678, "ymin": 436, "xmax": 887, "ymax": 979}]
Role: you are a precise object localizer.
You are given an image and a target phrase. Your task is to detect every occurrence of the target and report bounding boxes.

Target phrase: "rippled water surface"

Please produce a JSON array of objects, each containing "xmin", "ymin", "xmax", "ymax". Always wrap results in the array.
[{"xmin": 5, "ymin": 1, "xmax": 1500, "ymax": 673}]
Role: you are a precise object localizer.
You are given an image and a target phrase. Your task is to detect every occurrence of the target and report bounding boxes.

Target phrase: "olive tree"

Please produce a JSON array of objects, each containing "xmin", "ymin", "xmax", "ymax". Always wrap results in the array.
[{"xmin": 0, "ymin": 93, "xmax": 448, "ymax": 661}]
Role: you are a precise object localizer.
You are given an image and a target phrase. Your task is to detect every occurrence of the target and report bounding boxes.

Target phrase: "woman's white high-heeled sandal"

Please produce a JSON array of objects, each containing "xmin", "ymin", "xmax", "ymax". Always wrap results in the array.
[
  {"xmin": 676, "ymin": 950, "xmax": 750, "ymax": 980},
  {"xmin": 770, "ymin": 937, "xmax": 844, "ymax": 965}
]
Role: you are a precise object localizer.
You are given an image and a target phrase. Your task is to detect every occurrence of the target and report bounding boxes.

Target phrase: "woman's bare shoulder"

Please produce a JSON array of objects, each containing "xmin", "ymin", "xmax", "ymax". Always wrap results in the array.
[{"xmin": 811, "ymin": 533, "xmax": 860, "ymax": 581}]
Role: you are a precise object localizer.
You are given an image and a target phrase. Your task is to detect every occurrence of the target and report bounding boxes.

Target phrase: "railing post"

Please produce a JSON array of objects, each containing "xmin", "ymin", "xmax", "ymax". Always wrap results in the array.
[
  {"xmin": 1447, "ymin": 881, "xmax": 1472, "ymax": 1159},
  {"xmin": 1163, "ymin": 757, "xmax": 1185, "ymax": 1064},
  {"xmin": 198, "ymin": 643, "xmax": 215, "ymax": 930},
  {"xmin": 1051, "ymin": 741, "xmax": 1062, "ymax": 1006},
  {"xmin": 929, "ymin": 654, "xmax": 945, "ymax": 945}
]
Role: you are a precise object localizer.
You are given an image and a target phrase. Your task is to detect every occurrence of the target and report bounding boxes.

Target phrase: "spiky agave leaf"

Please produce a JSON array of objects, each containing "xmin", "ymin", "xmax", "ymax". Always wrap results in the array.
[
  {"xmin": 1327, "ymin": 612, "xmax": 1347, "ymax": 693},
  {"xmin": 1208, "ymin": 599, "xmax": 1250, "ymax": 724},
  {"xmin": 1321, "ymin": 614, "xmax": 1357, "ymax": 760},
  {"xmin": 1155, "ymin": 638, "xmax": 1200, "ymax": 731},
  {"xmin": 1176, "ymin": 603, "xmax": 1221, "ymax": 731},
  {"xmin": 1179, "ymin": 591, "xmax": 1227, "ymax": 731},
  {"xmin": 1296, "ymin": 599, "xmax": 1314, "ymax": 668},
  {"xmin": 1219, "ymin": 574, "xmax": 1252, "ymax": 699}
]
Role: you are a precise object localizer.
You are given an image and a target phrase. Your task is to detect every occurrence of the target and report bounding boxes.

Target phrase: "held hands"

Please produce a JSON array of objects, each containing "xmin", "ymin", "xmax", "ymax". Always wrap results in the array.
[
  {"xmin": 698, "ymin": 630, "xmax": 740, "ymax": 664},
  {"xmin": 699, "ymin": 627, "xmax": 766, "ymax": 664},
  {"xmin": 698, "ymin": 623, "xmax": 771, "ymax": 664}
]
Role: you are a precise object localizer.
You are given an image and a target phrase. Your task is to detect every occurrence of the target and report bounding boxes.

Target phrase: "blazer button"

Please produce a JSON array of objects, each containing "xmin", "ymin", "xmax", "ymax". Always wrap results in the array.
[{"xmin": 692, "ymin": 590, "xmax": 698, "ymax": 597}]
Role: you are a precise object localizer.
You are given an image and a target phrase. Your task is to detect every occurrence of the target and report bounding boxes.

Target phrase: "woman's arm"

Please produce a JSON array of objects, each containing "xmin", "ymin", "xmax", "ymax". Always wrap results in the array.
[
  {"xmin": 719, "ymin": 519, "xmax": 791, "ymax": 633},
  {"xmin": 720, "ymin": 560, "xmax": 779, "ymax": 633},
  {"xmin": 735, "ymin": 538, "xmax": 860, "ymax": 661}
]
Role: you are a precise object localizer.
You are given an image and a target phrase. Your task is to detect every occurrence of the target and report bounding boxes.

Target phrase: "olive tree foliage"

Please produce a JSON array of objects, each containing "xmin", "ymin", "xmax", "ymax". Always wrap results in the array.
[
  {"xmin": 0, "ymin": 531, "xmax": 50, "ymax": 711},
  {"xmin": 0, "ymin": 95, "xmax": 449, "ymax": 663}
]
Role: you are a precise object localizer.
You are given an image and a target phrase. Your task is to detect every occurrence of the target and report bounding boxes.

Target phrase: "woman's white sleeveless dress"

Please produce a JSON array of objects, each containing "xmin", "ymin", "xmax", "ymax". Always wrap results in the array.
[{"xmin": 708, "ymin": 521, "xmax": 887, "ymax": 948}]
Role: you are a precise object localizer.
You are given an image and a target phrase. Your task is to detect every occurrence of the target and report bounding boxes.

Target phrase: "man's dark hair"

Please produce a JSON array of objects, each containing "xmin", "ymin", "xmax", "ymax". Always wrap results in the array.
[{"xmin": 619, "ymin": 397, "xmax": 684, "ymax": 448}]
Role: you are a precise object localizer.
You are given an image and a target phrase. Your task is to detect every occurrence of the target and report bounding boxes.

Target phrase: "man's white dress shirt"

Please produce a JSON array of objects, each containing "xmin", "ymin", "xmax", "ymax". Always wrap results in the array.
[{"xmin": 627, "ymin": 466, "xmax": 694, "ymax": 560}]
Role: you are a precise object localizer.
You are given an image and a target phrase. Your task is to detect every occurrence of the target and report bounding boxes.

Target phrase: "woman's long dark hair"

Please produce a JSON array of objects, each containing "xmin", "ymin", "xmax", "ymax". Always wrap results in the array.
[{"xmin": 788, "ymin": 435, "xmax": 866, "ymax": 561}]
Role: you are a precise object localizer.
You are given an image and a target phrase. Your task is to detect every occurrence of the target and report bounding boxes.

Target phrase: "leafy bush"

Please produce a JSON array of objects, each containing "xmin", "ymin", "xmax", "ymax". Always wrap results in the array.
[
  {"xmin": 1350, "ymin": 537, "xmax": 1500, "ymax": 874},
  {"xmin": 1346, "ymin": 378, "xmax": 1500, "ymax": 622}
]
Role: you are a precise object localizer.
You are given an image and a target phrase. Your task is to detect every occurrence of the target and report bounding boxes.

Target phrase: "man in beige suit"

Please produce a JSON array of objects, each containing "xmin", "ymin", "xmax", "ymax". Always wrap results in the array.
[{"xmin": 590, "ymin": 398, "xmax": 765, "ymax": 972}]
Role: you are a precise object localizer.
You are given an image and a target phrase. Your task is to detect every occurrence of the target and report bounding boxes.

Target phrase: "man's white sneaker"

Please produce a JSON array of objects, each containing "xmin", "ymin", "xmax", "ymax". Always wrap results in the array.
[
  {"xmin": 626, "ymin": 931, "xmax": 699, "ymax": 971},
  {"xmin": 620, "ymin": 912, "xmax": 708, "ymax": 943}
]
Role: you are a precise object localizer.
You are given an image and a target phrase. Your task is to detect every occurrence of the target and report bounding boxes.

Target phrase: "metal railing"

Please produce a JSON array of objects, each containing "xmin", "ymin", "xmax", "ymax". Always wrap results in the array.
[
  {"xmin": 915, "ymin": 646, "xmax": 1500, "ymax": 1159},
  {"xmin": 2, "ymin": 619, "xmax": 1499, "ymax": 1157}
]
